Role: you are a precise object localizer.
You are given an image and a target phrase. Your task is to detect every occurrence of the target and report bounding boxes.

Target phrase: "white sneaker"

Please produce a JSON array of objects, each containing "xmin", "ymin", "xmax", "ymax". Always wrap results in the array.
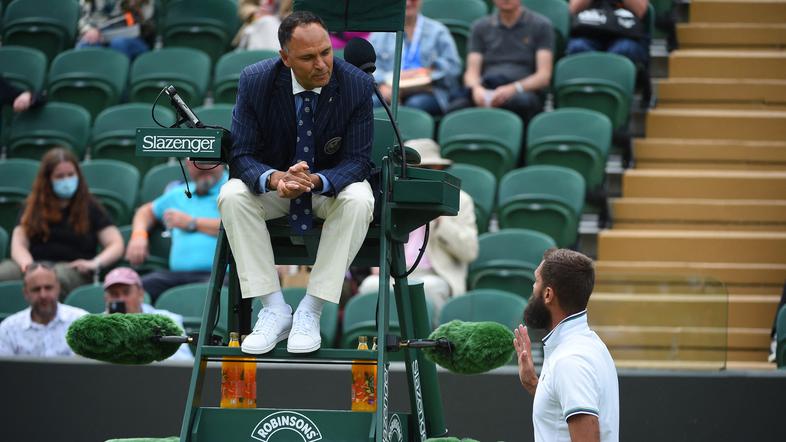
[
  {"xmin": 287, "ymin": 310, "xmax": 322, "ymax": 353},
  {"xmin": 241, "ymin": 306, "xmax": 293, "ymax": 354}
]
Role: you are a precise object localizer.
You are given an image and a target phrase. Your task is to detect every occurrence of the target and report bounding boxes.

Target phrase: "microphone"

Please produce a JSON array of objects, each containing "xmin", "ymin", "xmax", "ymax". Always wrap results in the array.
[
  {"xmin": 66, "ymin": 313, "xmax": 184, "ymax": 364},
  {"xmin": 343, "ymin": 37, "xmax": 409, "ymax": 178},
  {"xmin": 421, "ymin": 320, "xmax": 515, "ymax": 374},
  {"xmin": 164, "ymin": 85, "xmax": 204, "ymax": 129}
]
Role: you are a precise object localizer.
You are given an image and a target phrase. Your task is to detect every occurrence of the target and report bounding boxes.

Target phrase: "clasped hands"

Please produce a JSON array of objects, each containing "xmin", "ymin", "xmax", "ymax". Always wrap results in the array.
[{"xmin": 271, "ymin": 161, "xmax": 321, "ymax": 199}]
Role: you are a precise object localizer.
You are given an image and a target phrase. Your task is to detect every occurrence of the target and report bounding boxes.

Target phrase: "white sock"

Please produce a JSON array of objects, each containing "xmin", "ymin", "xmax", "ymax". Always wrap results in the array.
[
  {"xmin": 259, "ymin": 291, "xmax": 290, "ymax": 315},
  {"xmin": 296, "ymin": 294, "xmax": 325, "ymax": 318}
]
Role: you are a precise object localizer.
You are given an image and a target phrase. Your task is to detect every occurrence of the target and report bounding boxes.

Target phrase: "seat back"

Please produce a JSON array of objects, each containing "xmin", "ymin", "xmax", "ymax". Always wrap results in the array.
[
  {"xmin": 0, "ymin": 226, "xmax": 7, "ymax": 258},
  {"xmin": 438, "ymin": 289, "xmax": 527, "ymax": 330},
  {"xmin": 446, "ymin": 163, "xmax": 496, "ymax": 233},
  {"xmin": 81, "ymin": 160, "xmax": 141, "ymax": 224},
  {"xmin": 422, "ymin": 0, "xmax": 488, "ymax": 62},
  {"xmin": 526, "ymin": 108, "xmax": 612, "ymax": 190},
  {"xmin": 7, "ymin": 102, "xmax": 91, "ymax": 159},
  {"xmin": 553, "ymin": 52, "xmax": 636, "ymax": 129},
  {"xmin": 468, "ymin": 228, "xmax": 556, "ymax": 296},
  {"xmin": 140, "ymin": 162, "xmax": 184, "ymax": 204},
  {"xmin": 64, "ymin": 284, "xmax": 106, "ymax": 314},
  {"xmin": 438, "ymin": 108, "xmax": 523, "ymax": 179},
  {"xmin": 341, "ymin": 291, "xmax": 400, "ymax": 349},
  {"xmin": 0, "ymin": 158, "xmax": 39, "ymax": 233},
  {"xmin": 47, "ymin": 48, "xmax": 130, "ymax": 118},
  {"xmin": 0, "ymin": 280, "xmax": 27, "ymax": 322},
  {"xmin": 374, "ymin": 105, "xmax": 435, "ymax": 142},
  {"xmin": 497, "ymin": 166, "xmax": 585, "ymax": 246},
  {"xmin": 777, "ymin": 304, "xmax": 786, "ymax": 368},
  {"xmin": 522, "ymin": 0, "xmax": 570, "ymax": 60},
  {"xmin": 129, "ymin": 47, "xmax": 212, "ymax": 105},
  {"xmin": 0, "ymin": 45, "xmax": 48, "ymax": 92},
  {"xmin": 213, "ymin": 50, "xmax": 280, "ymax": 104},
  {"xmin": 162, "ymin": 0, "xmax": 241, "ymax": 62},
  {"xmin": 91, "ymin": 103, "xmax": 177, "ymax": 176},
  {"xmin": 193, "ymin": 104, "xmax": 234, "ymax": 131},
  {"xmin": 1, "ymin": 0, "xmax": 79, "ymax": 61}
]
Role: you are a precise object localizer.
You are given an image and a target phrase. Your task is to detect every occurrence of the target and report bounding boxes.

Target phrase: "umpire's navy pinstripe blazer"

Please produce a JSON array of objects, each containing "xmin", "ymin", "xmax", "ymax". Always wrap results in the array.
[{"xmin": 229, "ymin": 57, "xmax": 375, "ymax": 197}]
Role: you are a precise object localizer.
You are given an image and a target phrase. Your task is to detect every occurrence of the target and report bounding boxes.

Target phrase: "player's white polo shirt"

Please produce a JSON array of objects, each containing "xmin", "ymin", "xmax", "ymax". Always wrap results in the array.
[{"xmin": 532, "ymin": 310, "xmax": 619, "ymax": 442}]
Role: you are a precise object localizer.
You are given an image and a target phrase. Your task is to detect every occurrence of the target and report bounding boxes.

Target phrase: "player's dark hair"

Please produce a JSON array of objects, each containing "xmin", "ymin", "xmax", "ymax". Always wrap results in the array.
[{"xmin": 540, "ymin": 248, "xmax": 595, "ymax": 314}]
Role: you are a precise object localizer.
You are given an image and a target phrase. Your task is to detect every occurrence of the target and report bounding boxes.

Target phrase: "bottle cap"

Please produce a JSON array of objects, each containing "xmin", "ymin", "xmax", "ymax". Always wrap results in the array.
[
  {"xmin": 359, "ymin": 336, "xmax": 367, "ymax": 345},
  {"xmin": 230, "ymin": 332, "xmax": 240, "ymax": 340}
]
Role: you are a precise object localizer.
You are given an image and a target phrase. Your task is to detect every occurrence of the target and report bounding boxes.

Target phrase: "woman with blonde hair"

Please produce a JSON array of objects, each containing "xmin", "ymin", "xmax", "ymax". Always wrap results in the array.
[{"xmin": 0, "ymin": 148, "xmax": 124, "ymax": 295}]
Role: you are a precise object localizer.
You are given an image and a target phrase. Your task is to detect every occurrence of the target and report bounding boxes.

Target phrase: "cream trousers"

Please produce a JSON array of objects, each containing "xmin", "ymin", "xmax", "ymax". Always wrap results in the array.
[{"xmin": 218, "ymin": 178, "xmax": 374, "ymax": 304}]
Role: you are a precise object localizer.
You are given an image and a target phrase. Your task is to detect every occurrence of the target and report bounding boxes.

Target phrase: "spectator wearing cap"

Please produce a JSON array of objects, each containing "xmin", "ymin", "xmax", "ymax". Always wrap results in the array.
[
  {"xmin": 0, "ymin": 262, "xmax": 88, "ymax": 357},
  {"xmin": 125, "ymin": 161, "xmax": 227, "ymax": 302},
  {"xmin": 357, "ymin": 139, "xmax": 478, "ymax": 321},
  {"xmin": 103, "ymin": 267, "xmax": 192, "ymax": 361}
]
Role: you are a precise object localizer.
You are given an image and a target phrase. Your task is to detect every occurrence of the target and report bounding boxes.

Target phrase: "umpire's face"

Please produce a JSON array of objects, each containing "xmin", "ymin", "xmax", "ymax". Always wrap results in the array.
[{"xmin": 281, "ymin": 23, "xmax": 334, "ymax": 90}]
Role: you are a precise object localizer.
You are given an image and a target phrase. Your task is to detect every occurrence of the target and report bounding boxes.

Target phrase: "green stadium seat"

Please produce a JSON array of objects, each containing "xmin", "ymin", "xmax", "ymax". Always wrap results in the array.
[
  {"xmin": 0, "ymin": 45, "xmax": 48, "ymax": 92},
  {"xmin": 374, "ymin": 105, "xmax": 435, "ymax": 141},
  {"xmin": 81, "ymin": 160, "xmax": 141, "ymax": 225},
  {"xmin": 155, "ymin": 282, "xmax": 216, "ymax": 336},
  {"xmin": 526, "ymin": 108, "xmax": 612, "ymax": 191},
  {"xmin": 340, "ymin": 290, "xmax": 436, "ymax": 349},
  {"xmin": 497, "ymin": 166, "xmax": 585, "ymax": 248},
  {"xmin": 47, "ymin": 48, "xmax": 130, "ymax": 119},
  {"xmin": 446, "ymin": 163, "xmax": 496, "ymax": 234},
  {"xmin": 0, "ymin": 280, "xmax": 27, "ymax": 322},
  {"xmin": 421, "ymin": 0, "xmax": 488, "ymax": 63},
  {"xmin": 213, "ymin": 50, "xmax": 279, "ymax": 104},
  {"xmin": 129, "ymin": 47, "xmax": 212, "ymax": 106},
  {"xmin": 467, "ymin": 228, "xmax": 555, "ymax": 298},
  {"xmin": 776, "ymin": 304, "xmax": 786, "ymax": 369},
  {"xmin": 250, "ymin": 287, "xmax": 340, "ymax": 348},
  {"xmin": 0, "ymin": 226, "xmax": 8, "ymax": 259},
  {"xmin": 438, "ymin": 288, "xmax": 527, "ymax": 330},
  {"xmin": 0, "ymin": 158, "xmax": 39, "ymax": 234},
  {"xmin": 140, "ymin": 162, "xmax": 184, "ymax": 204},
  {"xmin": 90, "ymin": 104, "xmax": 176, "ymax": 177},
  {"xmin": 521, "ymin": 0, "xmax": 570, "ymax": 60},
  {"xmin": 1, "ymin": 0, "xmax": 80, "ymax": 61},
  {"xmin": 6, "ymin": 102, "xmax": 91, "ymax": 160},
  {"xmin": 66, "ymin": 283, "xmax": 152, "ymax": 314},
  {"xmin": 193, "ymin": 104, "xmax": 234, "ymax": 131},
  {"xmin": 162, "ymin": 0, "xmax": 241, "ymax": 63},
  {"xmin": 553, "ymin": 52, "xmax": 636, "ymax": 130},
  {"xmin": 438, "ymin": 108, "xmax": 523, "ymax": 180}
]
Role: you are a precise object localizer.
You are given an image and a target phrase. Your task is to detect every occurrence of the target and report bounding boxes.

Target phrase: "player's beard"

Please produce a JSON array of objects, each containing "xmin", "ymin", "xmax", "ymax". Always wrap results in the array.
[{"xmin": 523, "ymin": 289, "xmax": 551, "ymax": 330}]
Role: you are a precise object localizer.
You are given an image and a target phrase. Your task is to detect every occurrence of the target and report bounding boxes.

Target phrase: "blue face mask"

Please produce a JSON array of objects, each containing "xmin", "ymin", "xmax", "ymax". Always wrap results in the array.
[{"xmin": 52, "ymin": 175, "xmax": 79, "ymax": 199}]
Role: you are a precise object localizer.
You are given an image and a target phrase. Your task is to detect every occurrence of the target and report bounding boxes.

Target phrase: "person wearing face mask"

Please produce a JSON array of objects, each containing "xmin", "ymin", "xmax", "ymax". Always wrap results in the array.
[
  {"xmin": 0, "ymin": 148, "xmax": 124, "ymax": 295},
  {"xmin": 125, "ymin": 160, "xmax": 228, "ymax": 301}
]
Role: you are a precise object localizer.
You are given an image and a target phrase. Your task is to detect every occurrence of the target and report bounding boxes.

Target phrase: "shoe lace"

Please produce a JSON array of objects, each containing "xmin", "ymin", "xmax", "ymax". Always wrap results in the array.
[
  {"xmin": 292, "ymin": 310, "xmax": 318, "ymax": 335},
  {"xmin": 250, "ymin": 309, "xmax": 279, "ymax": 336}
]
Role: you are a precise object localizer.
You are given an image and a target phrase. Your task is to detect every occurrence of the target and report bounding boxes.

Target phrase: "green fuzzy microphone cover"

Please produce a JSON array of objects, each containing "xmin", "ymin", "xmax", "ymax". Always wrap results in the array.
[
  {"xmin": 67, "ymin": 313, "xmax": 184, "ymax": 364},
  {"xmin": 423, "ymin": 320, "xmax": 515, "ymax": 374}
]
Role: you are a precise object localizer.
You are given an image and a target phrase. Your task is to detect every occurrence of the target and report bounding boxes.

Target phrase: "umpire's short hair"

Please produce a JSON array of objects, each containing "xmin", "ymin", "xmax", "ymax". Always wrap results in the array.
[
  {"xmin": 278, "ymin": 10, "xmax": 328, "ymax": 51},
  {"xmin": 540, "ymin": 248, "xmax": 595, "ymax": 314}
]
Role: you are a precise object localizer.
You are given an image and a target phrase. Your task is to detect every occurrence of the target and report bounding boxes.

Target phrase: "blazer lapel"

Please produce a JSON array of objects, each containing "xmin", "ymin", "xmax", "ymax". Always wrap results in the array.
[
  {"xmin": 314, "ymin": 75, "xmax": 338, "ymax": 136},
  {"xmin": 273, "ymin": 67, "xmax": 297, "ymax": 147}
]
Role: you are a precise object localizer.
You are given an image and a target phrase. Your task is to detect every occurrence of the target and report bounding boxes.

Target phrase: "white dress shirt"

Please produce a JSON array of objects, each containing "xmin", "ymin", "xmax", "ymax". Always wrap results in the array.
[{"xmin": 0, "ymin": 303, "xmax": 88, "ymax": 357}]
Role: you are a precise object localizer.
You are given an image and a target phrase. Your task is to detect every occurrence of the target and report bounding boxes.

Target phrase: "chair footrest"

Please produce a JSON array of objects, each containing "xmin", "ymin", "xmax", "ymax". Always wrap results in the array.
[{"xmin": 200, "ymin": 345, "xmax": 378, "ymax": 362}]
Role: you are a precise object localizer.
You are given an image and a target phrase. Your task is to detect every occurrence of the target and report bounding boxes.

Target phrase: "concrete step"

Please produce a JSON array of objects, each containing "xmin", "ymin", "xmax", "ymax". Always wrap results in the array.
[
  {"xmin": 690, "ymin": 0, "xmax": 786, "ymax": 24},
  {"xmin": 677, "ymin": 23, "xmax": 786, "ymax": 48},
  {"xmin": 622, "ymin": 169, "xmax": 786, "ymax": 199},
  {"xmin": 634, "ymin": 138, "xmax": 786, "ymax": 170},
  {"xmin": 668, "ymin": 49, "xmax": 786, "ymax": 80},
  {"xmin": 655, "ymin": 78, "xmax": 786, "ymax": 108},
  {"xmin": 597, "ymin": 229, "xmax": 786, "ymax": 263},
  {"xmin": 596, "ymin": 260, "xmax": 786, "ymax": 295},
  {"xmin": 611, "ymin": 197, "xmax": 786, "ymax": 231},
  {"xmin": 645, "ymin": 108, "xmax": 786, "ymax": 141}
]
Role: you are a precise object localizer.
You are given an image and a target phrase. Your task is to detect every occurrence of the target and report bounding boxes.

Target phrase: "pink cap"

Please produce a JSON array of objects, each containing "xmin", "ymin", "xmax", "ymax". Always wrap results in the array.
[{"xmin": 103, "ymin": 267, "xmax": 142, "ymax": 289}]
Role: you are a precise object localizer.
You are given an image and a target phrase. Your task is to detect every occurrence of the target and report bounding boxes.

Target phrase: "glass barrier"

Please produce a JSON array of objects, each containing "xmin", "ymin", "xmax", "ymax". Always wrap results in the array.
[{"xmin": 590, "ymin": 273, "xmax": 729, "ymax": 370}]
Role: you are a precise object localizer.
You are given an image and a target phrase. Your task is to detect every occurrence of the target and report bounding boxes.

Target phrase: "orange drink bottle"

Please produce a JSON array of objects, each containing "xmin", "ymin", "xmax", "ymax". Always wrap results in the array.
[
  {"xmin": 220, "ymin": 332, "xmax": 242, "ymax": 408},
  {"xmin": 351, "ymin": 336, "xmax": 377, "ymax": 411},
  {"xmin": 241, "ymin": 335, "xmax": 257, "ymax": 408}
]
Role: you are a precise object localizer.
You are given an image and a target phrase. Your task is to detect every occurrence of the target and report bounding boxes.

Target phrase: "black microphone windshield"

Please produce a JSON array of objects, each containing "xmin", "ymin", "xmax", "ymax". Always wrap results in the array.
[
  {"xmin": 422, "ymin": 320, "xmax": 515, "ymax": 374},
  {"xmin": 344, "ymin": 37, "xmax": 377, "ymax": 74},
  {"xmin": 67, "ymin": 313, "xmax": 184, "ymax": 364}
]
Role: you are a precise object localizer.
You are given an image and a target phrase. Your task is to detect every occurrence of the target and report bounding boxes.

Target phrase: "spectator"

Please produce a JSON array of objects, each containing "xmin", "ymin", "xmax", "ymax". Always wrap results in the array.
[
  {"xmin": 102, "ymin": 267, "xmax": 192, "ymax": 361},
  {"xmin": 125, "ymin": 160, "xmax": 227, "ymax": 301},
  {"xmin": 454, "ymin": 0, "xmax": 553, "ymax": 136},
  {"xmin": 234, "ymin": 0, "xmax": 293, "ymax": 50},
  {"xmin": 358, "ymin": 139, "xmax": 478, "ymax": 321},
  {"xmin": 77, "ymin": 0, "xmax": 156, "ymax": 60},
  {"xmin": 330, "ymin": 31, "xmax": 370, "ymax": 50},
  {"xmin": 370, "ymin": 0, "xmax": 462, "ymax": 116},
  {"xmin": 566, "ymin": 0, "xmax": 649, "ymax": 67},
  {"xmin": 0, "ymin": 148, "xmax": 124, "ymax": 295},
  {"xmin": 0, "ymin": 263, "xmax": 88, "ymax": 356},
  {"xmin": 0, "ymin": 76, "xmax": 47, "ymax": 113}
]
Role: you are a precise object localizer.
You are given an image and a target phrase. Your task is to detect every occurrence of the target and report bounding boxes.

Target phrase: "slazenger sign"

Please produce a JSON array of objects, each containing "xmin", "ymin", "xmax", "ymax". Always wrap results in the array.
[
  {"xmin": 250, "ymin": 411, "xmax": 323, "ymax": 442},
  {"xmin": 135, "ymin": 128, "xmax": 223, "ymax": 158}
]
